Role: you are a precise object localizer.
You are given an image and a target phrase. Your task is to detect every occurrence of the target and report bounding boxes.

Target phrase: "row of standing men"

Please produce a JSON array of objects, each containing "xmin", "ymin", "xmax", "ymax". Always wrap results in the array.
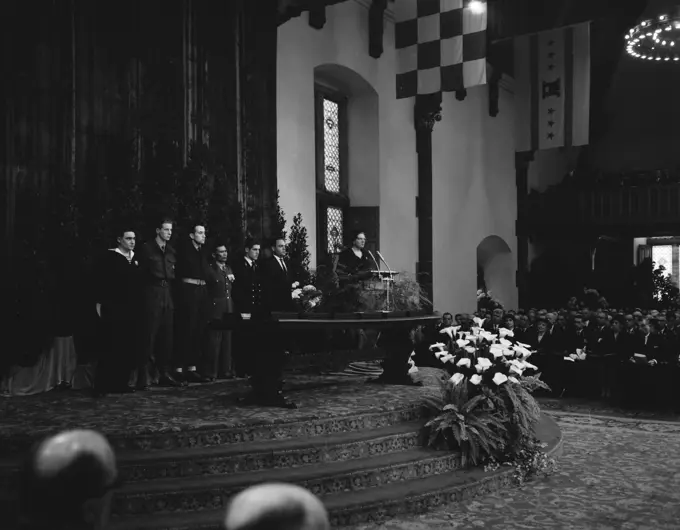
[{"xmin": 95, "ymin": 218, "xmax": 297, "ymax": 408}]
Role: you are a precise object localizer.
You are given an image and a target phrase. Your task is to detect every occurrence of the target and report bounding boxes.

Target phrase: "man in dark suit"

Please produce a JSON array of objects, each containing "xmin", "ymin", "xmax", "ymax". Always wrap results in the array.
[
  {"xmin": 174, "ymin": 223, "xmax": 211, "ymax": 384},
  {"xmin": 482, "ymin": 308, "xmax": 504, "ymax": 333},
  {"xmin": 94, "ymin": 226, "xmax": 141, "ymax": 395},
  {"xmin": 262, "ymin": 237, "xmax": 294, "ymax": 312},
  {"xmin": 203, "ymin": 241, "xmax": 236, "ymax": 380}
]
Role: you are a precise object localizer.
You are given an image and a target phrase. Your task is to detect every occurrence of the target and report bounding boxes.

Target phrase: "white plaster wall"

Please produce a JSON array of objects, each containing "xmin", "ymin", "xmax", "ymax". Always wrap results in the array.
[
  {"xmin": 277, "ymin": 1, "xmax": 416, "ymax": 274},
  {"xmin": 431, "ymin": 86, "xmax": 518, "ymax": 312},
  {"xmin": 278, "ymin": 1, "xmax": 519, "ymax": 312}
]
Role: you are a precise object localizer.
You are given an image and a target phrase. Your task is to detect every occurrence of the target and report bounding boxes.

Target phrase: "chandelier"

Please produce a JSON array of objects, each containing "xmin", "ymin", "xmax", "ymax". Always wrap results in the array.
[{"xmin": 625, "ymin": 10, "xmax": 680, "ymax": 63}]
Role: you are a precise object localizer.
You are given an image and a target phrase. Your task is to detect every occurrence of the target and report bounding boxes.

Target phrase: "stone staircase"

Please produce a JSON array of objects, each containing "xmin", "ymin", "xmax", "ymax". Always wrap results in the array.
[{"xmin": 0, "ymin": 377, "xmax": 562, "ymax": 530}]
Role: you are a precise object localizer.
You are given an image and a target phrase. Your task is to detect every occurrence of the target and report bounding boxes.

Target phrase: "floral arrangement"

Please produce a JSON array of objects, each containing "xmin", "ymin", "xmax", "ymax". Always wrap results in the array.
[
  {"xmin": 477, "ymin": 289, "xmax": 502, "ymax": 312},
  {"xmin": 291, "ymin": 281, "xmax": 322, "ymax": 312},
  {"xmin": 412, "ymin": 323, "xmax": 555, "ymax": 482}
]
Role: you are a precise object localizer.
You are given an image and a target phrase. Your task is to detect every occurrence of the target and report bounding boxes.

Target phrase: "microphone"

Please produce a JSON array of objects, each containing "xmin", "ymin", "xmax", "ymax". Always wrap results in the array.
[
  {"xmin": 368, "ymin": 250, "xmax": 381, "ymax": 271},
  {"xmin": 376, "ymin": 250, "xmax": 392, "ymax": 272}
]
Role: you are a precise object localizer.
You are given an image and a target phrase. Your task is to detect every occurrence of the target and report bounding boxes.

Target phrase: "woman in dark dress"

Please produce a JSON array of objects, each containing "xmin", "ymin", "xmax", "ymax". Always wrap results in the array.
[{"xmin": 336, "ymin": 231, "xmax": 374, "ymax": 287}]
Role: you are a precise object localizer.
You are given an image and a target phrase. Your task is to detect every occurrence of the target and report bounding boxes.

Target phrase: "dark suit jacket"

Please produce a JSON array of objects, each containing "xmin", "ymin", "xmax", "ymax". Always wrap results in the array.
[
  {"xmin": 631, "ymin": 333, "xmax": 662, "ymax": 361},
  {"xmin": 232, "ymin": 257, "xmax": 263, "ymax": 314},
  {"xmin": 527, "ymin": 330, "xmax": 554, "ymax": 354},
  {"xmin": 604, "ymin": 330, "xmax": 633, "ymax": 359},
  {"xmin": 261, "ymin": 256, "xmax": 294, "ymax": 312},
  {"xmin": 206, "ymin": 262, "xmax": 235, "ymax": 321}
]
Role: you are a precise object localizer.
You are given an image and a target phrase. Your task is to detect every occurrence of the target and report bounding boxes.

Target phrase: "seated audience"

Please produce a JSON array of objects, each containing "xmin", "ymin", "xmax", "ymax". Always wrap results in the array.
[
  {"xmin": 17, "ymin": 429, "xmax": 119, "ymax": 530},
  {"xmin": 224, "ymin": 483, "xmax": 329, "ymax": 530}
]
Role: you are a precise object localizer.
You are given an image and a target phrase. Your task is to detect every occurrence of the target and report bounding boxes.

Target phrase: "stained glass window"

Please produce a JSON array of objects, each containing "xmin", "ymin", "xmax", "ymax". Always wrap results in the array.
[
  {"xmin": 326, "ymin": 206, "xmax": 343, "ymax": 254},
  {"xmin": 323, "ymin": 98, "xmax": 341, "ymax": 193},
  {"xmin": 652, "ymin": 245, "xmax": 672, "ymax": 277}
]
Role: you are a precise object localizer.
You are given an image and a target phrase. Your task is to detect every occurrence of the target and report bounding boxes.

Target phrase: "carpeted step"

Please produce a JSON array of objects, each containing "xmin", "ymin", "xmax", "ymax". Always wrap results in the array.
[
  {"xmin": 117, "ymin": 421, "xmax": 424, "ymax": 483},
  {"xmin": 111, "ymin": 447, "xmax": 463, "ymax": 517},
  {"xmin": 105, "ymin": 463, "xmax": 505, "ymax": 530}
]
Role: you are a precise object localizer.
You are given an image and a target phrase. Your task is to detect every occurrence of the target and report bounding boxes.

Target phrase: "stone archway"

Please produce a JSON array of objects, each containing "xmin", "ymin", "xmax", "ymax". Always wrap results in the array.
[{"xmin": 477, "ymin": 235, "xmax": 514, "ymax": 308}]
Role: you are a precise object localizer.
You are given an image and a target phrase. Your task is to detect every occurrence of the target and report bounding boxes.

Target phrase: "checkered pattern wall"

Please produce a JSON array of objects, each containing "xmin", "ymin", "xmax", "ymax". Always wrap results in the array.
[{"xmin": 395, "ymin": 0, "xmax": 487, "ymax": 99}]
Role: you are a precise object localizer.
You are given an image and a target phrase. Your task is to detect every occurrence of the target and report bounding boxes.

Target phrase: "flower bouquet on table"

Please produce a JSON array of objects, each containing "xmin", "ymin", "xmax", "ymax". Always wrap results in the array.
[
  {"xmin": 411, "ymin": 322, "xmax": 553, "ymax": 476},
  {"xmin": 291, "ymin": 281, "xmax": 322, "ymax": 312}
]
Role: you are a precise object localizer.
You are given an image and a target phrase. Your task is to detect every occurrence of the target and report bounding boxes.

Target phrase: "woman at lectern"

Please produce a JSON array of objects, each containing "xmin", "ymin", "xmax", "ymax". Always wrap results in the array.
[{"xmin": 336, "ymin": 231, "xmax": 373, "ymax": 286}]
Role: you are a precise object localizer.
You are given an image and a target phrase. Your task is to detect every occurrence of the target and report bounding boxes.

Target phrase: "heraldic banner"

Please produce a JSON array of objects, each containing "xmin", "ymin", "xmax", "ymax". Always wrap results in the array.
[{"xmin": 514, "ymin": 22, "xmax": 591, "ymax": 151}]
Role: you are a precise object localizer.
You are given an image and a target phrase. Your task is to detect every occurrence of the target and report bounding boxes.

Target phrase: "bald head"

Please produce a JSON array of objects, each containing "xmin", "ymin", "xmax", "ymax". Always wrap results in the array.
[
  {"xmin": 20, "ymin": 430, "xmax": 118, "ymax": 527},
  {"xmin": 224, "ymin": 483, "xmax": 329, "ymax": 530}
]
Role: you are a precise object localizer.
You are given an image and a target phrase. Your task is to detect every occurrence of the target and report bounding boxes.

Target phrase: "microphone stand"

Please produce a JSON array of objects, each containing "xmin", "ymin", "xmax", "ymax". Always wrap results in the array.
[{"xmin": 376, "ymin": 251, "xmax": 397, "ymax": 311}]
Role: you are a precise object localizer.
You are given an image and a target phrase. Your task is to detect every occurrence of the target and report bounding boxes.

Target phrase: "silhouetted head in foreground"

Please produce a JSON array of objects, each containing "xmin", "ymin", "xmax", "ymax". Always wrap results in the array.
[
  {"xmin": 18, "ymin": 429, "xmax": 119, "ymax": 530},
  {"xmin": 224, "ymin": 483, "xmax": 330, "ymax": 530}
]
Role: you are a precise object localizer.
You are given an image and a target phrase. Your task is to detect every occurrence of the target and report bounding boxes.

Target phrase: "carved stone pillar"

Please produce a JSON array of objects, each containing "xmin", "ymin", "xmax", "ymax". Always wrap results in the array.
[
  {"xmin": 515, "ymin": 150, "xmax": 534, "ymax": 308},
  {"xmin": 414, "ymin": 93, "xmax": 442, "ymax": 305}
]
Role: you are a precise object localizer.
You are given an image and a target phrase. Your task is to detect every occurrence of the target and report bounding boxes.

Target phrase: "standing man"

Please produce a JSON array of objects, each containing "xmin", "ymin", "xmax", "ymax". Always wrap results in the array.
[
  {"xmin": 174, "ymin": 223, "xmax": 211, "ymax": 384},
  {"xmin": 137, "ymin": 217, "xmax": 181, "ymax": 388},
  {"xmin": 94, "ymin": 226, "xmax": 141, "ymax": 395},
  {"xmin": 203, "ymin": 241, "xmax": 236, "ymax": 380},
  {"xmin": 262, "ymin": 237, "xmax": 294, "ymax": 312},
  {"xmin": 233, "ymin": 238, "xmax": 296, "ymax": 408},
  {"xmin": 232, "ymin": 238, "xmax": 262, "ymax": 380}
]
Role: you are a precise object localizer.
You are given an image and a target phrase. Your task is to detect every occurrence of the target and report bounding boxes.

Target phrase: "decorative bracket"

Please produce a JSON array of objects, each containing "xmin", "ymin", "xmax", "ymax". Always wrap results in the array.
[
  {"xmin": 488, "ymin": 68, "xmax": 502, "ymax": 117},
  {"xmin": 308, "ymin": 5, "xmax": 326, "ymax": 29},
  {"xmin": 414, "ymin": 93, "xmax": 443, "ymax": 132},
  {"xmin": 369, "ymin": 0, "xmax": 387, "ymax": 58}
]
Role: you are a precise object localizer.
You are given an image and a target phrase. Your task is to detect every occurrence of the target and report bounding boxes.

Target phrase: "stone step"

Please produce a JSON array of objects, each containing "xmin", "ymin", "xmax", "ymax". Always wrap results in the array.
[
  {"xmin": 111, "ymin": 447, "xmax": 462, "ymax": 517},
  {"xmin": 106, "ymin": 462, "xmax": 508, "ymax": 530},
  {"xmin": 117, "ymin": 421, "xmax": 424, "ymax": 483}
]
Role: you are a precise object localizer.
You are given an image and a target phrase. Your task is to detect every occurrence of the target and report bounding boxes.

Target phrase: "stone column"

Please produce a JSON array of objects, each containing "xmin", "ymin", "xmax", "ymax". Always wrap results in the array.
[{"xmin": 414, "ymin": 93, "xmax": 442, "ymax": 305}]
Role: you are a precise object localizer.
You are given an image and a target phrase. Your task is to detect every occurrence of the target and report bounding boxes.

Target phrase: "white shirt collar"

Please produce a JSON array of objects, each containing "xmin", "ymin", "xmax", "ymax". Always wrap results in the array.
[{"xmin": 110, "ymin": 248, "xmax": 134, "ymax": 261}]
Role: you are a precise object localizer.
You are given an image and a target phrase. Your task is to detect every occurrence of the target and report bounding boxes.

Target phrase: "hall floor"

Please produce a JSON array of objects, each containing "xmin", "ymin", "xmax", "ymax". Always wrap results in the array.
[{"xmin": 350, "ymin": 409, "xmax": 680, "ymax": 529}]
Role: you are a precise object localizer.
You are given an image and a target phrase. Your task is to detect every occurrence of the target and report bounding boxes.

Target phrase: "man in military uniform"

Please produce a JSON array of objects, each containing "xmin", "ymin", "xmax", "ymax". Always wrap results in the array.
[
  {"xmin": 136, "ymin": 218, "xmax": 181, "ymax": 388},
  {"xmin": 232, "ymin": 238, "xmax": 295, "ymax": 408},
  {"xmin": 203, "ymin": 241, "xmax": 236, "ymax": 380},
  {"xmin": 174, "ymin": 223, "xmax": 211, "ymax": 383}
]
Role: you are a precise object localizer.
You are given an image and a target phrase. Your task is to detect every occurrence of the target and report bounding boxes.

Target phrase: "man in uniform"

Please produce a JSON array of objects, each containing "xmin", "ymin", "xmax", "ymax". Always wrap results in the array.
[
  {"xmin": 203, "ymin": 241, "xmax": 236, "ymax": 380},
  {"xmin": 174, "ymin": 223, "xmax": 211, "ymax": 383},
  {"xmin": 233, "ymin": 238, "xmax": 295, "ymax": 408},
  {"xmin": 136, "ymin": 218, "xmax": 181, "ymax": 388},
  {"xmin": 94, "ymin": 226, "xmax": 141, "ymax": 395}
]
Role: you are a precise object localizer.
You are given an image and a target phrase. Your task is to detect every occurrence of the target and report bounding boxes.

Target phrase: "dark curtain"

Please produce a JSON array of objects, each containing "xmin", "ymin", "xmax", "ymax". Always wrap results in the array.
[{"xmin": 0, "ymin": 0, "xmax": 277, "ymax": 374}]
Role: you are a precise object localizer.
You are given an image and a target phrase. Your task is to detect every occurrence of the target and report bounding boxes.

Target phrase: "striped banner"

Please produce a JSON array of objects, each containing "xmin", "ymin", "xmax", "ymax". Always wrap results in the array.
[{"xmin": 514, "ymin": 22, "xmax": 591, "ymax": 151}]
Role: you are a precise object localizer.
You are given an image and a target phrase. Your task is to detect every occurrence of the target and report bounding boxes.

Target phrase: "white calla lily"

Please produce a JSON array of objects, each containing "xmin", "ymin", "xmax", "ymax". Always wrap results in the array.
[
  {"xmin": 439, "ymin": 326, "xmax": 456, "ymax": 338},
  {"xmin": 440, "ymin": 354, "xmax": 455, "ymax": 364},
  {"xmin": 429, "ymin": 342, "xmax": 447, "ymax": 351},
  {"xmin": 475, "ymin": 357, "xmax": 493, "ymax": 372},
  {"xmin": 464, "ymin": 345, "xmax": 477, "ymax": 354},
  {"xmin": 473, "ymin": 317, "xmax": 485, "ymax": 327},
  {"xmin": 508, "ymin": 376, "xmax": 519, "ymax": 383},
  {"xmin": 434, "ymin": 350, "xmax": 448, "ymax": 359},
  {"xmin": 456, "ymin": 338, "xmax": 470, "ymax": 348},
  {"xmin": 489, "ymin": 344, "xmax": 505, "ymax": 358},
  {"xmin": 450, "ymin": 373, "xmax": 465, "ymax": 385},
  {"xmin": 470, "ymin": 374, "xmax": 483, "ymax": 385},
  {"xmin": 498, "ymin": 327, "xmax": 515, "ymax": 338},
  {"xmin": 492, "ymin": 372, "xmax": 508, "ymax": 385},
  {"xmin": 456, "ymin": 357, "xmax": 471, "ymax": 368},
  {"xmin": 499, "ymin": 338, "xmax": 512, "ymax": 347}
]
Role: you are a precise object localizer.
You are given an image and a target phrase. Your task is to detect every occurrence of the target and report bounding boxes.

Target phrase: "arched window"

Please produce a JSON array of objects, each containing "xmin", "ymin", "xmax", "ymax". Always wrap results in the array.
[{"xmin": 315, "ymin": 85, "xmax": 349, "ymax": 262}]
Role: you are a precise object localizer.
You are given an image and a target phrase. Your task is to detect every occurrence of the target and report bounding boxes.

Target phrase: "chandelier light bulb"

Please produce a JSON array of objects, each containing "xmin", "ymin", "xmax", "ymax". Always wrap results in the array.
[
  {"xmin": 626, "ymin": 12, "xmax": 680, "ymax": 64},
  {"xmin": 466, "ymin": 0, "xmax": 486, "ymax": 14}
]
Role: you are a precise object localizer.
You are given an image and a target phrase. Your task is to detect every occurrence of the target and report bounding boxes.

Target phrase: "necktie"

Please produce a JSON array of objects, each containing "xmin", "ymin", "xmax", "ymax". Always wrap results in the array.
[{"xmin": 280, "ymin": 258, "xmax": 287, "ymax": 272}]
